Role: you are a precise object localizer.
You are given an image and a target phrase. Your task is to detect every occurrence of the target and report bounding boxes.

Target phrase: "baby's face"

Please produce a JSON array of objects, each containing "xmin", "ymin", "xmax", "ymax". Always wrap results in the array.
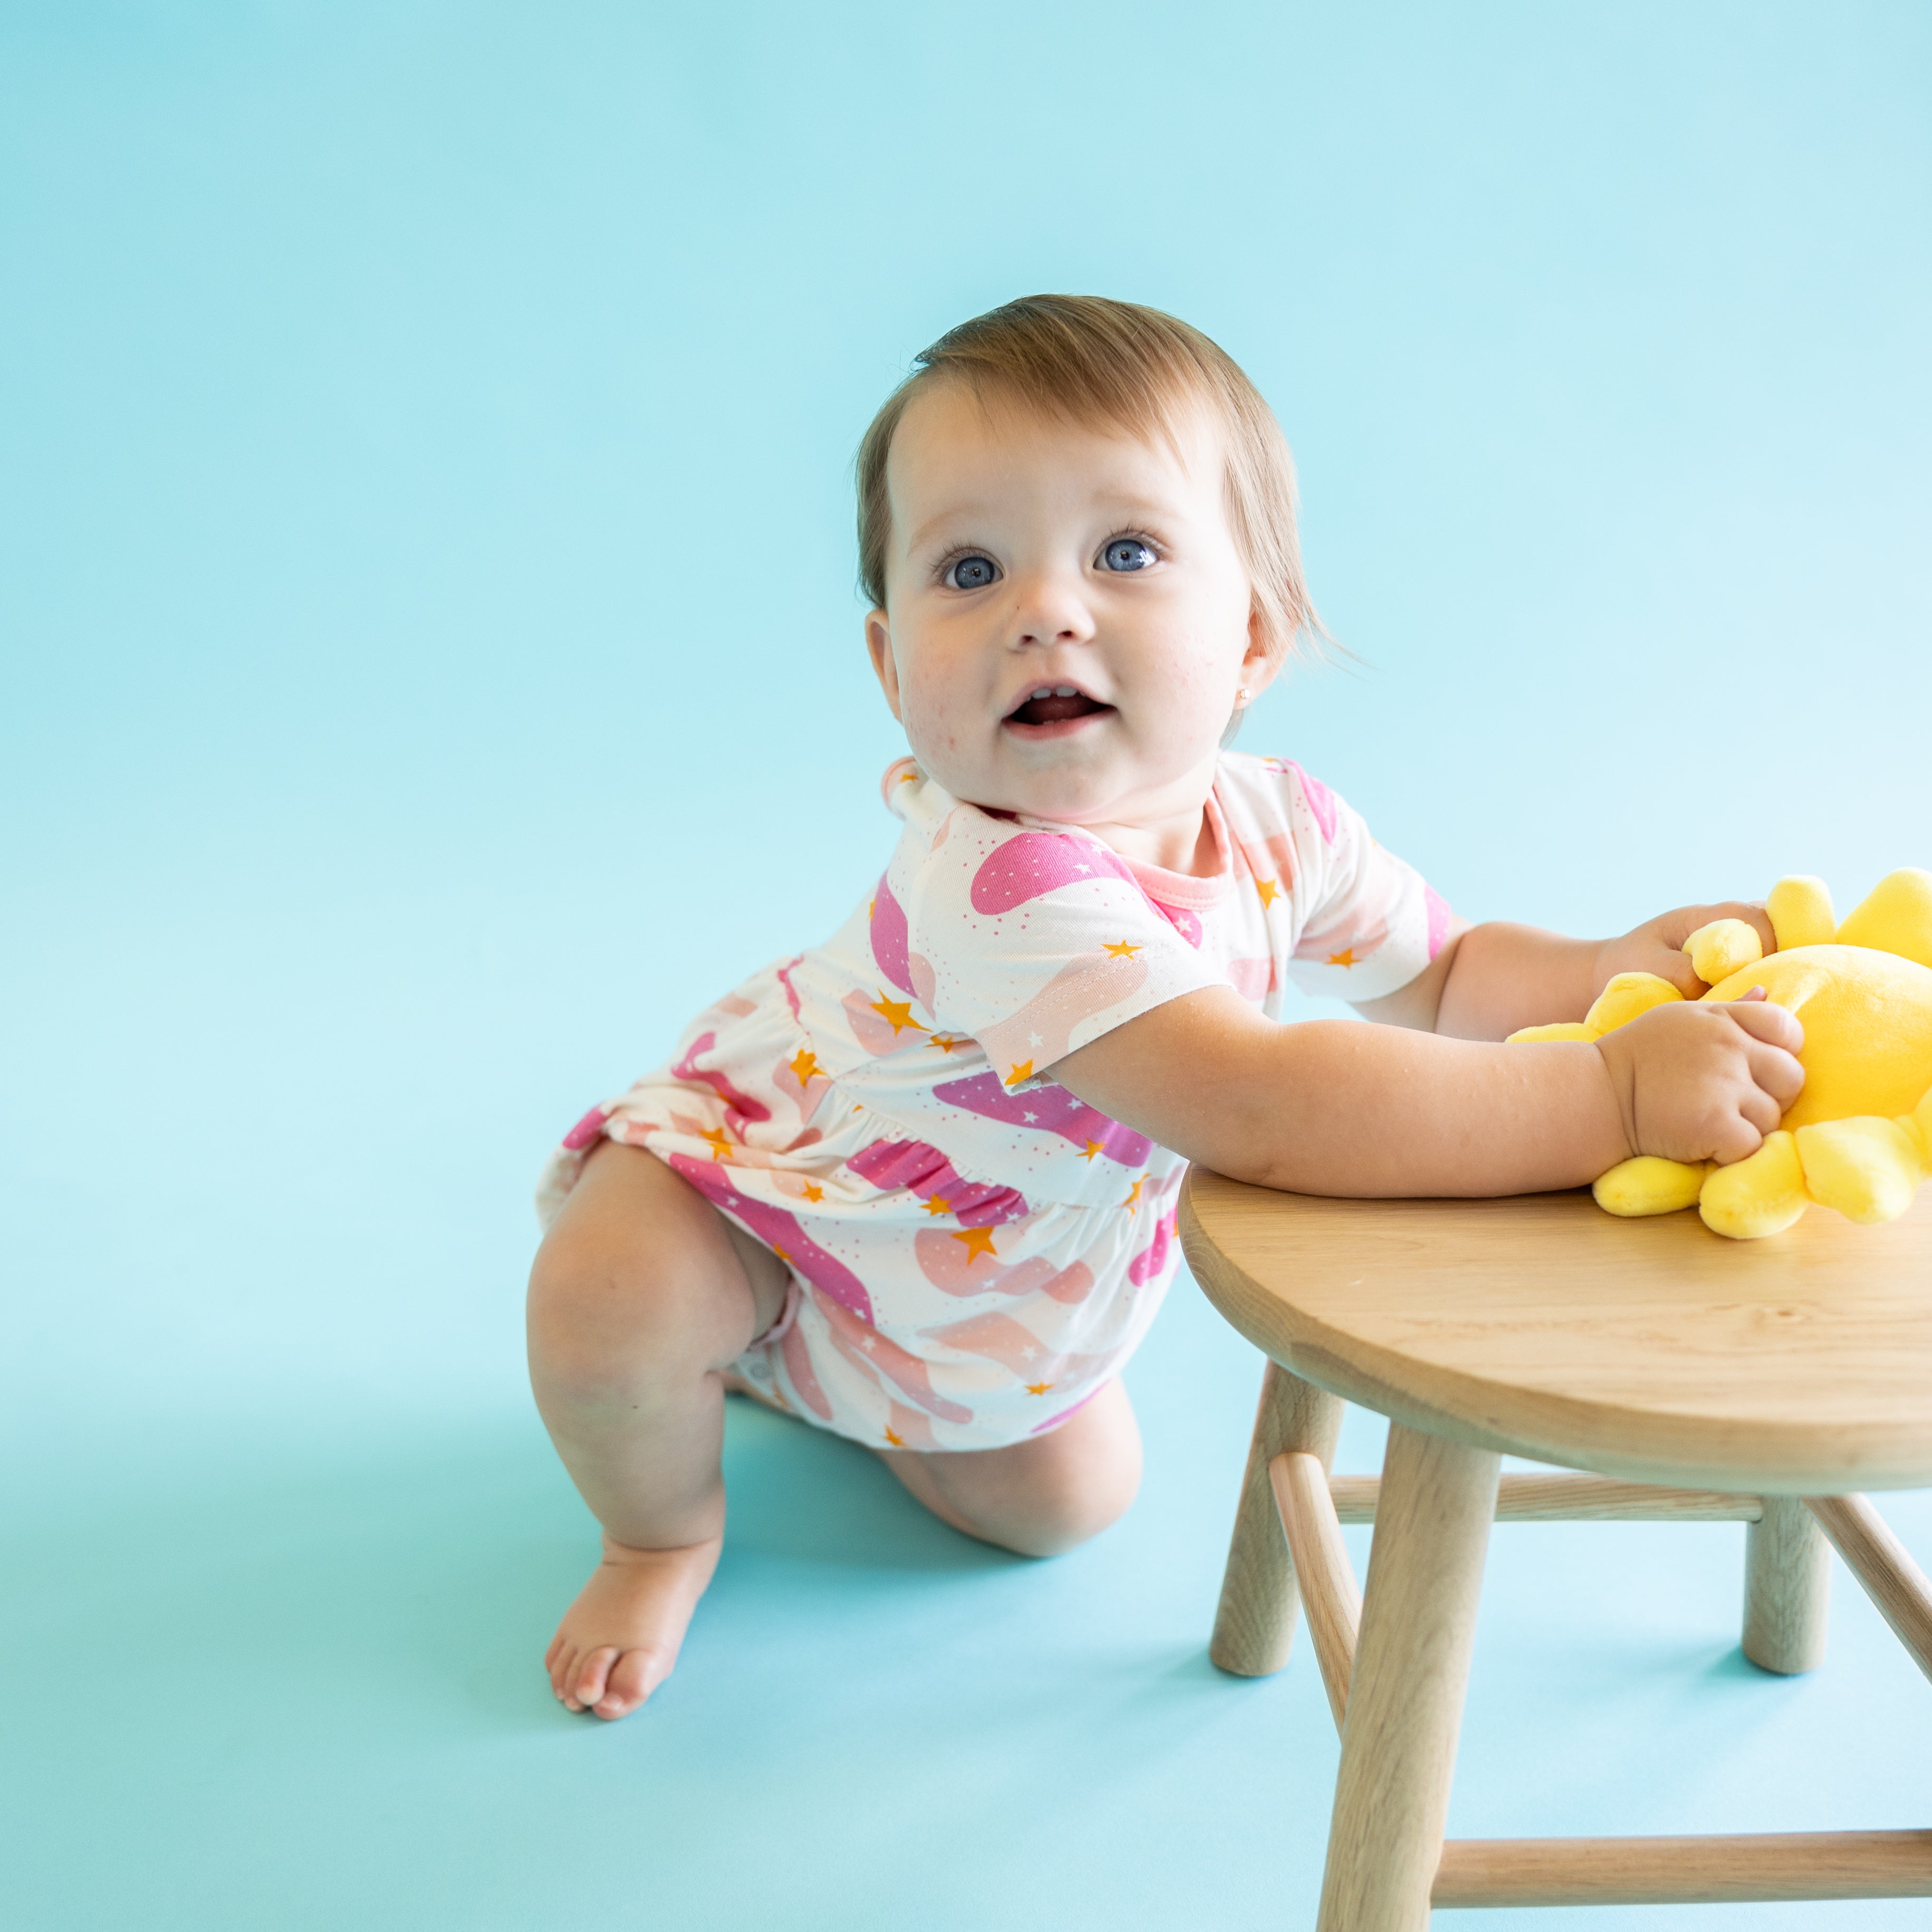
[{"xmin": 866, "ymin": 384, "xmax": 1273, "ymax": 833}]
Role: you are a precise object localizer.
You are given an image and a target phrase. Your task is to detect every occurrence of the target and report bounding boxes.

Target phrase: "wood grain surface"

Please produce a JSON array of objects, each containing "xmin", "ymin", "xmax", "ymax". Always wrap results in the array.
[
  {"xmin": 1206, "ymin": 1362, "xmax": 1344, "ymax": 1676},
  {"xmin": 1180, "ymin": 1174, "xmax": 1932, "ymax": 1493},
  {"xmin": 1432, "ymin": 1830, "xmax": 1932, "ymax": 1906},
  {"xmin": 1742, "ymin": 1497, "xmax": 1832, "ymax": 1673},
  {"xmin": 1270, "ymin": 1451, "xmax": 1360, "ymax": 1730},
  {"xmin": 1318, "ymin": 1427, "xmax": 1500, "ymax": 1932},
  {"xmin": 1326, "ymin": 1473, "xmax": 1763, "ymax": 1521},
  {"xmin": 1807, "ymin": 1493, "xmax": 1932, "ymax": 1681}
]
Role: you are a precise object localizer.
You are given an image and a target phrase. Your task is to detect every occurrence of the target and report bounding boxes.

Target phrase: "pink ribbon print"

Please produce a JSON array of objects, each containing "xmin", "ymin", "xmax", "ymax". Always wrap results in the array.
[{"xmin": 932, "ymin": 1071, "xmax": 1153, "ymax": 1166}]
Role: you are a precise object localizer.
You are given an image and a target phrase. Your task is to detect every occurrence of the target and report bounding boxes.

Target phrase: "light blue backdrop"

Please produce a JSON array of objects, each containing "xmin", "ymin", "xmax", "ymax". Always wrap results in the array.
[{"xmin": 4, "ymin": 5, "xmax": 1929, "ymax": 1928}]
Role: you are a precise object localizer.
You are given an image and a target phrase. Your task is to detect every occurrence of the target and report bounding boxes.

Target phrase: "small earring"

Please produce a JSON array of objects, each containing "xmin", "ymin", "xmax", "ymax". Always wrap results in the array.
[{"xmin": 1236, "ymin": 686, "xmax": 1251, "ymax": 706}]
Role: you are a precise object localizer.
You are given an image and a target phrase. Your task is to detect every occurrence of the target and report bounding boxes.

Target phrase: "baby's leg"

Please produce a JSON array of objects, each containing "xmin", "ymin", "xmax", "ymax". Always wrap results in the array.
[
  {"xmin": 881, "ymin": 1380, "xmax": 1143, "ymax": 1557},
  {"xmin": 527, "ymin": 1141, "xmax": 788, "ymax": 1719}
]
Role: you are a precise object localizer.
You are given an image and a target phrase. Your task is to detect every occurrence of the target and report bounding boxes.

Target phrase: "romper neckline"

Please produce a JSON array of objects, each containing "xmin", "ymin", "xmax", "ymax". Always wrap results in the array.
[{"xmin": 1120, "ymin": 791, "xmax": 1235, "ymax": 912}]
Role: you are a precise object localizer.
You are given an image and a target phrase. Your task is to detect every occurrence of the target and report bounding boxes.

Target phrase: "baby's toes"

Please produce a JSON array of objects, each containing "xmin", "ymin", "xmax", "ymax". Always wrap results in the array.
[
  {"xmin": 592, "ymin": 1647, "xmax": 663, "ymax": 1720},
  {"xmin": 569, "ymin": 1646, "xmax": 619, "ymax": 1713}
]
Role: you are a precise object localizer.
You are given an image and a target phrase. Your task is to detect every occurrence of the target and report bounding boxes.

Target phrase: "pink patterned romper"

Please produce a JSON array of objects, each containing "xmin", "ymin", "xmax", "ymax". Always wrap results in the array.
[{"xmin": 538, "ymin": 751, "xmax": 1448, "ymax": 1452}]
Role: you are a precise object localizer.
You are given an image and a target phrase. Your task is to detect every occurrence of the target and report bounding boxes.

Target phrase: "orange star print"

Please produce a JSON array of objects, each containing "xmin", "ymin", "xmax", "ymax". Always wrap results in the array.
[
  {"xmin": 951, "ymin": 1226, "xmax": 999, "ymax": 1264},
  {"xmin": 869, "ymin": 994, "xmax": 927, "ymax": 1036}
]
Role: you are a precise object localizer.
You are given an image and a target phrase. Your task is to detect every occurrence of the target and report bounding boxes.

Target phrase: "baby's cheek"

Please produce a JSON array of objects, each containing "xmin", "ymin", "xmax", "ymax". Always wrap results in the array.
[
  {"xmin": 898, "ymin": 685, "xmax": 970, "ymax": 764},
  {"xmin": 1141, "ymin": 663, "xmax": 1228, "ymax": 741}
]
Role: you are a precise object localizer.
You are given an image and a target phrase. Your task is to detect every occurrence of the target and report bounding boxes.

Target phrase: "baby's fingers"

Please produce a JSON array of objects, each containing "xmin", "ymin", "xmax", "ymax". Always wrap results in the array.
[
  {"xmin": 1745, "ymin": 1039, "xmax": 1807, "ymax": 1112},
  {"xmin": 1732, "ymin": 1075, "xmax": 1787, "ymax": 1142},
  {"xmin": 1721, "ymin": 994, "xmax": 1805, "ymax": 1057},
  {"xmin": 1707, "ymin": 1108, "xmax": 1771, "ymax": 1166}
]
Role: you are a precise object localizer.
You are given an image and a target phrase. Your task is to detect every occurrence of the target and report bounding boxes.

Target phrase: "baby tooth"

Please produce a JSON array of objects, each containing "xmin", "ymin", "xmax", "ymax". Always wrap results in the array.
[{"xmin": 1054, "ymin": 685, "xmax": 1077, "ymax": 696}]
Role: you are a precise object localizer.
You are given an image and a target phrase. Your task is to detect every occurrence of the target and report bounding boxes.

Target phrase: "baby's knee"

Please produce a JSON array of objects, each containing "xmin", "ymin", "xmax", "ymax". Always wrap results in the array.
[
  {"xmin": 526, "ymin": 1222, "xmax": 716, "ymax": 1401},
  {"xmin": 1040, "ymin": 1453, "xmax": 1143, "ymax": 1555},
  {"xmin": 976, "ymin": 1436, "xmax": 1144, "ymax": 1559},
  {"xmin": 1003, "ymin": 1486, "xmax": 1139, "ymax": 1559}
]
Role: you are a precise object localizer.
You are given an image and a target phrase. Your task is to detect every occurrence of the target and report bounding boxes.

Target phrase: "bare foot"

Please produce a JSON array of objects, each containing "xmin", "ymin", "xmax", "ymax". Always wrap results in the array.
[{"xmin": 544, "ymin": 1533, "xmax": 722, "ymax": 1719}]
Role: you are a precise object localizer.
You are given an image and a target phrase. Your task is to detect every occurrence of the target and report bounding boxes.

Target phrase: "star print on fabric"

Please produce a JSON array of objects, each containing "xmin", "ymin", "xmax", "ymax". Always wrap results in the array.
[
  {"xmin": 1003, "ymin": 1059, "xmax": 1034, "ymax": 1088},
  {"xmin": 801, "ymin": 1182, "xmax": 824, "ymax": 1203},
  {"xmin": 771, "ymin": 1244, "xmax": 791, "ymax": 1263},
  {"xmin": 1121, "ymin": 1177, "xmax": 1144, "ymax": 1214},
  {"xmin": 700, "ymin": 1127, "xmax": 734, "ymax": 1162},
  {"xmin": 924, "ymin": 1194, "xmax": 952, "ymax": 1218},
  {"xmin": 869, "ymin": 993, "xmax": 928, "ymax": 1036},
  {"xmin": 952, "ymin": 1226, "xmax": 999, "ymax": 1264},
  {"xmin": 1079, "ymin": 1140, "xmax": 1105, "ymax": 1162},
  {"xmin": 884, "ymin": 1427, "xmax": 905, "ymax": 1445},
  {"xmin": 1255, "ymin": 878, "xmax": 1280, "ymax": 908},
  {"xmin": 926, "ymin": 1034, "xmax": 967, "ymax": 1053},
  {"xmin": 1102, "ymin": 940, "xmax": 1142, "ymax": 958},
  {"xmin": 788, "ymin": 1048, "xmax": 822, "ymax": 1085},
  {"xmin": 1025, "ymin": 1382, "xmax": 1054, "ymax": 1396},
  {"xmin": 1327, "ymin": 947, "xmax": 1358, "ymax": 967}
]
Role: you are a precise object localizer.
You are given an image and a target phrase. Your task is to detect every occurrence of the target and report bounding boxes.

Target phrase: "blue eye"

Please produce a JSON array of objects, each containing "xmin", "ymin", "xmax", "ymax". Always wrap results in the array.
[
  {"xmin": 945, "ymin": 553, "xmax": 999, "ymax": 590},
  {"xmin": 1102, "ymin": 537, "xmax": 1156, "ymax": 572}
]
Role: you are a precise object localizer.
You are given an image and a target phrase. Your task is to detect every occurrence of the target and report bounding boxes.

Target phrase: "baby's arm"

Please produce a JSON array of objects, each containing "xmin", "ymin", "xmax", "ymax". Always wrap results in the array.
[
  {"xmin": 1355, "ymin": 902, "xmax": 1779, "ymax": 1040},
  {"xmin": 1051, "ymin": 963, "xmax": 1803, "ymax": 1201}
]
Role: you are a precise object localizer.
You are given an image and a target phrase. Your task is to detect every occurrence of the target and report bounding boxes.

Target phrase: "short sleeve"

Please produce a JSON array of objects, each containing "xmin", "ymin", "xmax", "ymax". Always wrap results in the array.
[
  {"xmin": 895, "ymin": 810, "xmax": 1227, "ymax": 1087},
  {"xmin": 1277, "ymin": 763, "xmax": 1451, "ymax": 1001}
]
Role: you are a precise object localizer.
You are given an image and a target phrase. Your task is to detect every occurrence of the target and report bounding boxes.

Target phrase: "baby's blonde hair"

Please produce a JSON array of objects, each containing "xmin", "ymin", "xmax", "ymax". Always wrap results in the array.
[{"xmin": 856, "ymin": 293, "xmax": 1327, "ymax": 668}]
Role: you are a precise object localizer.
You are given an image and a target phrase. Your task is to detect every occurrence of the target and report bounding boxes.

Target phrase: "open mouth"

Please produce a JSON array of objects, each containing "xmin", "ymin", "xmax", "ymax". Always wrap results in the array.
[{"xmin": 1003, "ymin": 684, "xmax": 1115, "ymax": 731}]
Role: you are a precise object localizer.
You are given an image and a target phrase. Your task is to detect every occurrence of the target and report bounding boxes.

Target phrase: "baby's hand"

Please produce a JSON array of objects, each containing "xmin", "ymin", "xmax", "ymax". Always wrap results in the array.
[
  {"xmin": 1594, "ymin": 990, "xmax": 1806, "ymax": 1166},
  {"xmin": 1594, "ymin": 903, "xmax": 1777, "ymax": 1000}
]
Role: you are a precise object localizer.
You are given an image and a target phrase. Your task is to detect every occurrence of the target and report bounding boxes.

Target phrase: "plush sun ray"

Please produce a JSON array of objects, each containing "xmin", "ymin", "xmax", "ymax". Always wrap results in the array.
[{"xmin": 1509, "ymin": 869, "xmax": 1932, "ymax": 1239}]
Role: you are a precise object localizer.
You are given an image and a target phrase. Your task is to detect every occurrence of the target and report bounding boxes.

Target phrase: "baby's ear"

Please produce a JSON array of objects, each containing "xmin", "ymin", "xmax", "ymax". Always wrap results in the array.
[
  {"xmin": 1240, "ymin": 604, "xmax": 1286, "ymax": 697},
  {"xmin": 865, "ymin": 610, "xmax": 903, "ymax": 719}
]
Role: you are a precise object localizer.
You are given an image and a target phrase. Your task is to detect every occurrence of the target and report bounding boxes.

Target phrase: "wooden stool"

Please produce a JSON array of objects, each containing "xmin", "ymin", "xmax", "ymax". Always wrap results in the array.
[{"xmin": 1179, "ymin": 1174, "xmax": 1932, "ymax": 1928}]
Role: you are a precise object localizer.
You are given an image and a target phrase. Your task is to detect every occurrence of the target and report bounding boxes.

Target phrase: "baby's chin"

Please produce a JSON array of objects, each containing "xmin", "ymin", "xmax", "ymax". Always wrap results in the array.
[{"xmin": 919, "ymin": 740, "xmax": 1188, "ymax": 828}]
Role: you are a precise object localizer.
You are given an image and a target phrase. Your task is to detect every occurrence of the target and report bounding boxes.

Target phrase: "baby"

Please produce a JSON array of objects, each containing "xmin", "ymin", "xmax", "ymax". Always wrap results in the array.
[{"xmin": 528, "ymin": 295, "xmax": 1803, "ymax": 1720}]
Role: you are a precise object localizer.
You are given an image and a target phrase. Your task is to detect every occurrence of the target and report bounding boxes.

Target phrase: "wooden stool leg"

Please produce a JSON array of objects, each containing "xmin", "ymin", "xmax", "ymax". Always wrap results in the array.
[
  {"xmin": 1318, "ymin": 1424, "xmax": 1500, "ymax": 1932},
  {"xmin": 1744, "ymin": 1496, "xmax": 1831, "ymax": 1675},
  {"xmin": 1208, "ymin": 1360, "xmax": 1344, "ymax": 1676}
]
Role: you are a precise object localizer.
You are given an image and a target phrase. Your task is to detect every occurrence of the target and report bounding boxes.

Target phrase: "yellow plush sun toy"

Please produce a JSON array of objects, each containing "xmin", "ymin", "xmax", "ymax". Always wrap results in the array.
[{"xmin": 1509, "ymin": 869, "xmax": 1932, "ymax": 1239}]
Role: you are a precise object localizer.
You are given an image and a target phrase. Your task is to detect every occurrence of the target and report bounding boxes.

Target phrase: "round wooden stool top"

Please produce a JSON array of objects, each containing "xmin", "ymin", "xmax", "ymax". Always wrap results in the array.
[{"xmin": 1179, "ymin": 1174, "xmax": 1932, "ymax": 1495}]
